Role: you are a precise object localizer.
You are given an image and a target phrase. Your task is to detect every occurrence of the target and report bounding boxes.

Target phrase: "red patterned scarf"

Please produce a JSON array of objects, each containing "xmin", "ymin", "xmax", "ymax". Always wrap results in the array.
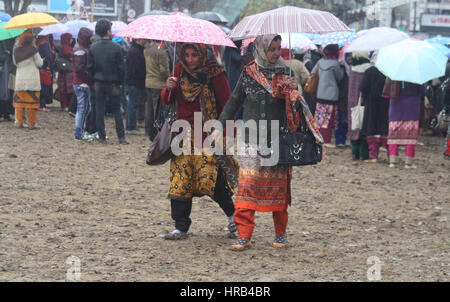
[{"xmin": 245, "ymin": 61, "xmax": 323, "ymax": 144}]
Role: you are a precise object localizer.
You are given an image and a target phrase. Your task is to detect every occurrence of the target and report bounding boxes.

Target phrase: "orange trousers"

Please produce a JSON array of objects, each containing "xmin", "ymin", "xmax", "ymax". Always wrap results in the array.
[
  {"xmin": 234, "ymin": 207, "xmax": 288, "ymax": 239},
  {"xmin": 16, "ymin": 108, "xmax": 37, "ymax": 126}
]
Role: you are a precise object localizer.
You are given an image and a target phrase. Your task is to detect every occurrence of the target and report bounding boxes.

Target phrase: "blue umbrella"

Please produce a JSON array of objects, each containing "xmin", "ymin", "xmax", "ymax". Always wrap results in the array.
[
  {"xmin": 0, "ymin": 12, "xmax": 11, "ymax": 22},
  {"xmin": 313, "ymin": 31, "xmax": 357, "ymax": 47},
  {"xmin": 426, "ymin": 35, "xmax": 450, "ymax": 46},
  {"xmin": 375, "ymin": 39, "xmax": 448, "ymax": 85},
  {"xmin": 427, "ymin": 42, "xmax": 450, "ymax": 58}
]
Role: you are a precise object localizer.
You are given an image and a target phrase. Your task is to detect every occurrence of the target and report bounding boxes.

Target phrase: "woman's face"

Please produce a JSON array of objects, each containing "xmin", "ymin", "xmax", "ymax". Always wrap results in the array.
[
  {"xmin": 184, "ymin": 47, "xmax": 201, "ymax": 70},
  {"xmin": 266, "ymin": 39, "xmax": 281, "ymax": 64}
]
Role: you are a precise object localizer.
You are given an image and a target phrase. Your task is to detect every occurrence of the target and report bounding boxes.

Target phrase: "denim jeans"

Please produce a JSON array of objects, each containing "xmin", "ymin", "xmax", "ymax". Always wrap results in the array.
[
  {"xmin": 74, "ymin": 86, "xmax": 91, "ymax": 139},
  {"xmin": 94, "ymin": 82, "xmax": 125, "ymax": 140},
  {"xmin": 125, "ymin": 85, "xmax": 142, "ymax": 131},
  {"xmin": 334, "ymin": 109, "xmax": 348, "ymax": 146}
]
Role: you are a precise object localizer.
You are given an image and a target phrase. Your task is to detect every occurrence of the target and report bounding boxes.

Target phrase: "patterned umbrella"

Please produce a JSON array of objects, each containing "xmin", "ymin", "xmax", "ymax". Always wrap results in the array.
[
  {"xmin": 280, "ymin": 33, "xmax": 316, "ymax": 50},
  {"xmin": 229, "ymin": 6, "xmax": 351, "ymax": 40},
  {"xmin": 312, "ymin": 31, "xmax": 357, "ymax": 47},
  {"xmin": 116, "ymin": 14, "xmax": 236, "ymax": 47}
]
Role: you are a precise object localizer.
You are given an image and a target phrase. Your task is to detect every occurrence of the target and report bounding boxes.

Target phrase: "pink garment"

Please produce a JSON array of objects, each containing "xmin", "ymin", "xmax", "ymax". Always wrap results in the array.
[
  {"xmin": 367, "ymin": 136, "xmax": 388, "ymax": 159},
  {"xmin": 388, "ymin": 144, "xmax": 415, "ymax": 158},
  {"xmin": 318, "ymin": 106, "xmax": 337, "ymax": 143}
]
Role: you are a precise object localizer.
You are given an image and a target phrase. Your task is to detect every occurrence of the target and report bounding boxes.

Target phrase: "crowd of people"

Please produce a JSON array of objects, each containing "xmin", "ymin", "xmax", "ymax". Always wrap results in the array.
[{"xmin": 0, "ymin": 19, "xmax": 449, "ymax": 250}]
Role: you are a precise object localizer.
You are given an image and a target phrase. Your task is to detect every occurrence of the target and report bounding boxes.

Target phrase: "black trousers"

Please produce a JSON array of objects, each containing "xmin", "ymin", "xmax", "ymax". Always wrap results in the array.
[{"xmin": 170, "ymin": 168, "xmax": 235, "ymax": 233}]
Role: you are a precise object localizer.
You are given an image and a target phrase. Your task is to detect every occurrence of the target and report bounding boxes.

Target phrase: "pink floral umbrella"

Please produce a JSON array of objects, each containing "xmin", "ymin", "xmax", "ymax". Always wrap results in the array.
[{"xmin": 116, "ymin": 14, "xmax": 236, "ymax": 48}]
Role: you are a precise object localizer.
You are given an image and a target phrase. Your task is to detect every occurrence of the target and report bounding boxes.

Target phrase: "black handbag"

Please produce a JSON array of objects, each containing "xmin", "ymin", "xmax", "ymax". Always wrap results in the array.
[
  {"xmin": 55, "ymin": 56, "xmax": 72, "ymax": 74},
  {"xmin": 277, "ymin": 108, "xmax": 322, "ymax": 166}
]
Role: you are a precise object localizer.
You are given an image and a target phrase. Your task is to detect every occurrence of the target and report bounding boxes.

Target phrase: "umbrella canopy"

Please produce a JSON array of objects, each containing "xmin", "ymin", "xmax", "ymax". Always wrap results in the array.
[
  {"xmin": 426, "ymin": 35, "xmax": 450, "ymax": 45},
  {"xmin": 346, "ymin": 28, "xmax": 409, "ymax": 53},
  {"xmin": 280, "ymin": 33, "xmax": 316, "ymax": 50},
  {"xmin": 375, "ymin": 39, "xmax": 448, "ymax": 85},
  {"xmin": 116, "ymin": 14, "xmax": 236, "ymax": 47},
  {"xmin": 192, "ymin": 11, "xmax": 228, "ymax": 24},
  {"xmin": 53, "ymin": 20, "xmax": 94, "ymax": 40},
  {"xmin": 312, "ymin": 31, "xmax": 357, "ymax": 47},
  {"xmin": 38, "ymin": 23, "xmax": 70, "ymax": 37},
  {"xmin": 111, "ymin": 21, "xmax": 127, "ymax": 36},
  {"xmin": 427, "ymin": 42, "xmax": 450, "ymax": 58},
  {"xmin": 0, "ymin": 22, "xmax": 26, "ymax": 41},
  {"xmin": 229, "ymin": 6, "xmax": 351, "ymax": 40},
  {"xmin": 0, "ymin": 12, "xmax": 11, "ymax": 22},
  {"xmin": 4, "ymin": 12, "xmax": 58, "ymax": 29},
  {"xmin": 137, "ymin": 10, "xmax": 170, "ymax": 18}
]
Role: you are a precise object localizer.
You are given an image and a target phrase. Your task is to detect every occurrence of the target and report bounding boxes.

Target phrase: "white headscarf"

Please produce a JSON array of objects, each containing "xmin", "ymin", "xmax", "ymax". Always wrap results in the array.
[{"xmin": 253, "ymin": 34, "xmax": 287, "ymax": 69}]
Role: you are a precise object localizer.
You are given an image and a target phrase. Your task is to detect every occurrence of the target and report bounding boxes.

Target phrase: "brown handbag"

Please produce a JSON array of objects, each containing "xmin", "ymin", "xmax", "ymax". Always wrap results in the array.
[
  {"xmin": 304, "ymin": 63, "xmax": 319, "ymax": 98},
  {"xmin": 146, "ymin": 103, "xmax": 176, "ymax": 166}
]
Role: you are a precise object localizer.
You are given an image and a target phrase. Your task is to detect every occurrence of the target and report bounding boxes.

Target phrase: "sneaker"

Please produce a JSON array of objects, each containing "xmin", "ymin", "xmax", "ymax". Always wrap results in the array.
[
  {"xmin": 273, "ymin": 234, "xmax": 287, "ymax": 248},
  {"xmin": 28, "ymin": 124, "xmax": 41, "ymax": 130},
  {"xmin": 126, "ymin": 129, "xmax": 143, "ymax": 135},
  {"xmin": 68, "ymin": 112, "xmax": 76, "ymax": 118},
  {"xmin": 164, "ymin": 230, "xmax": 188, "ymax": 240},
  {"xmin": 336, "ymin": 144, "xmax": 345, "ymax": 148},
  {"xmin": 231, "ymin": 238, "xmax": 252, "ymax": 251},
  {"xmin": 98, "ymin": 138, "xmax": 107, "ymax": 144}
]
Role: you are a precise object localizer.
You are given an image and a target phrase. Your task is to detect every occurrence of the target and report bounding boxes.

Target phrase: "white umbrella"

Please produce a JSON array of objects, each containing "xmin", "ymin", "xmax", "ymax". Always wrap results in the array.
[
  {"xmin": 38, "ymin": 23, "xmax": 70, "ymax": 36},
  {"xmin": 346, "ymin": 28, "xmax": 409, "ymax": 53}
]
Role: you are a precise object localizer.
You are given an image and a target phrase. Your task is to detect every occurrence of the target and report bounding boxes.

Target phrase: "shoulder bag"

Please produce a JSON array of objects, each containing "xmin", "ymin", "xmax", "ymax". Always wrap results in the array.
[
  {"xmin": 146, "ymin": 102, "xmax": 177, "ymax": 166},
  {"xmin": 304, "ymin": 63, "xmax": 319, "ymax": 97}
]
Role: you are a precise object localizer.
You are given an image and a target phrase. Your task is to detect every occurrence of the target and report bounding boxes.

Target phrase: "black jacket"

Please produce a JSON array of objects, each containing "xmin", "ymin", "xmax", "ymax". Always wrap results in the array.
[
  {"xmin": 88, "ymin": 39, "xmax": 124, "ymax": 84},
  {"xmin": 125, "ymin": 41, "xmax": 146, "ymax": 88}
]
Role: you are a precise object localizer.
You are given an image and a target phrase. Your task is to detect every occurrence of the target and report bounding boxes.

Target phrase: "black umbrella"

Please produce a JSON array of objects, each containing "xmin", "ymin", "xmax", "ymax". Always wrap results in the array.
[
  {"xmin": 192, "ymin": 11, "xmax": 228, "ymax": 24},
  {"xmin": 137, "ymin": 10, "xmax": 170, "ymax": 18}
]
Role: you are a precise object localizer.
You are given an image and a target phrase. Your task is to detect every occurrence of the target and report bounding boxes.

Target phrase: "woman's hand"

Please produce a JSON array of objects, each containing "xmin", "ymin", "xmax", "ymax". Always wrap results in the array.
[
  {"xmin": 166, "ymin": 76, "xmax": 178, "ymax": 89},
  {"xmin": 287, "ymin": 77, "xmax": 298, "ymax": 90}
]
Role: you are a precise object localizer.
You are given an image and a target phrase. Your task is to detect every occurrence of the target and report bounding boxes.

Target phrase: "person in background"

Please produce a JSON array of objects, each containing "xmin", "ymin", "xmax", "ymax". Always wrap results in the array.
[
  {"xmin": 73, "ymin": 27, "xmax": 94, "ymax": 141},
  {"xmin": 88, "ymin": 19, "xmax": 128, "ymax": 145},
  {"xmin": 360, "ymin": 51, "xmax": 389, "ymax": 163},
  {"xmin": 383, "ymin": 79, "xmax": 424, "ymax": 168},
  {"xmin": 36, "ymin": 35, "xmax": 54, "ymax": 112},
  {"xmin": 347, "ymin": 52, "xmax": 371, "ymax": 160},
  {"xmin": 223, "ymin": 40, "xmax": 243, "ymax": 92},
  {"xmin": 13, "ymin": 31, "xmax": 43, "ymax": 129},
  {"xmin": 334, "ymin": 52, "xmax": 351, "ymax": 148},
  {"xmin": 311, "ymin": 44, "xmax": 344, "ymax": 148},
  {"xmin": 144, "ymin": 40, "xmax": 170, "ymax": 140},
  {"xmin": 57, "ymin": 33, "xmax": 74, "ymax": 110},
  {"xmin": 281, "ymin": 48, "xmax": 310, "ymax": 93},
  {"xmin": 0, "ymin": 40, "xmax": 12, "ymax": 121},
  {"xmin": 124, "ymin": 38, "xmax": 146, "ymax": 135}
]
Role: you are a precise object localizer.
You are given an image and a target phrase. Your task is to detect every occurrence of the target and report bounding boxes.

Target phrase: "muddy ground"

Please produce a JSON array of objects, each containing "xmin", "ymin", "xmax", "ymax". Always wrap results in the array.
[{"xmin": 0, "ymin": 104, "xmax": 449, "ymax": 282}]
